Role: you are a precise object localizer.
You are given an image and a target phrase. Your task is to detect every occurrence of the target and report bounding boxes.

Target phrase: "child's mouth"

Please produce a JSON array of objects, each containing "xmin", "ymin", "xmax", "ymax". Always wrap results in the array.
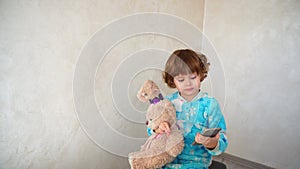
[{"xmin": 185, "ymin": 88, "xmax": 194, "ymax": 91}]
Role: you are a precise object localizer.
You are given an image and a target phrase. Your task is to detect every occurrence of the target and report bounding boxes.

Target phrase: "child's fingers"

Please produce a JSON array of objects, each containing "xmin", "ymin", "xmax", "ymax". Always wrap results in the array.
[
  {"xmin": 214, "ymin": 133, "xmax": 220, "ymax": 140},
  {"xmin": 164, "ymin": 122, "xmax": 170, "ymax": 133},
  {"xmin": 203, "ymin": 133, "xmax": 220, "ymax": 148},
  {"xmin": 195, "ymin": 133, "xmax": 201, "ymax": 143},
  {"xmin": 159, "ymin": 122, "xmax": 170, "ymax": 133},
  {"xmin": 195, "ymin": 133, "xmax": 208, "ymax": 144}
]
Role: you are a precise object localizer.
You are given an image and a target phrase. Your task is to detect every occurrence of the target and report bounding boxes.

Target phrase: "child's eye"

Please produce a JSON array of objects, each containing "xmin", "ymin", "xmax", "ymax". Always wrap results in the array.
[
  {"xmin": 177, "ymin": 79, "xmax": 184, "ymax": 82},
  {"xmin": 190, "ymin": 76, "xmax": 196, "ymax": 79}
]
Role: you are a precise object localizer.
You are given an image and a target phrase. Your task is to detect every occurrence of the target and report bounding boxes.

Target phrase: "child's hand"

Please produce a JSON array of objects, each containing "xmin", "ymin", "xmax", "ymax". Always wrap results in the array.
[
  {"xmin": 154, "ymin": 121, "xmax": 170, "ymax": 134},
  {"xmin": 195, "ymin": 133, "xmax": 220, "ymax": 149}
]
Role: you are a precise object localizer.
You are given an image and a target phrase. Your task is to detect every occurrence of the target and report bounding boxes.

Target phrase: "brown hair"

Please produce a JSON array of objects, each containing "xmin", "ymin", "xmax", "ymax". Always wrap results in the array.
[{"xmin": 163, "ymin": 49, "xmax": 210, "ymax": 88}]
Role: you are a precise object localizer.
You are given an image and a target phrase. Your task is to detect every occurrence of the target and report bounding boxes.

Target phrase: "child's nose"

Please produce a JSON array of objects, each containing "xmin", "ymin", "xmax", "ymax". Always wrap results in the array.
[{"xmin": 185, "ymin": 79, "xmax": 191, "ymax": 85}]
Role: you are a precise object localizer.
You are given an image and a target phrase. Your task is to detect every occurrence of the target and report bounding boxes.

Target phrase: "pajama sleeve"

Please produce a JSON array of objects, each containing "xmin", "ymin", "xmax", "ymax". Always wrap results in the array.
[{"xmin": 206, "ymin": 98, "xmax": 228, "ymax": 156}]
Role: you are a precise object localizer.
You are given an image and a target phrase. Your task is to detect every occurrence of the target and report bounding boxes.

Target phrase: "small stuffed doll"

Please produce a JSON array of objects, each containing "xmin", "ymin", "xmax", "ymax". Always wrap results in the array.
[{"xmin": 128, "ymin": 80, "xmax": 184, "ymax": 169}]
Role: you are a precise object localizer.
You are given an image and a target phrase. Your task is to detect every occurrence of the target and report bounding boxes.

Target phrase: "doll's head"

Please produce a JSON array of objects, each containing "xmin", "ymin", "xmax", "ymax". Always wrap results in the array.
[{"xmin": 163, "ymin": 49, "xmax": 210, "ymax": 88}]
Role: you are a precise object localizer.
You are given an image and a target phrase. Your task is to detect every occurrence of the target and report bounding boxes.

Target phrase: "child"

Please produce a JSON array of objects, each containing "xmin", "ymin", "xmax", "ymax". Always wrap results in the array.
[{"xmin": 152, "ymin": 49, "xmax": 228, "ymax": 169}]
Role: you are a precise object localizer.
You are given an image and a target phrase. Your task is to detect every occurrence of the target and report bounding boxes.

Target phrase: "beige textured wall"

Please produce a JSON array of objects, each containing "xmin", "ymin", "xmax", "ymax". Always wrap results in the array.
[
  {"xmin": 0, "ymin": 0, "xmax": 204, "ymax": 169},
  {"xmin": 203, "ymin": 0, "xmax": 300, "ymax": 168},
  {"xmin": 4, "ymin": 0, "xmax": 299, "ymax": 168}
]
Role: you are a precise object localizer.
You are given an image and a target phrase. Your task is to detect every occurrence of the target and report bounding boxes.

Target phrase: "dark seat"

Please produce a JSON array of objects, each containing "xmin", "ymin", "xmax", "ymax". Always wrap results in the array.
[{"xmin": 209, "ymin": 160, "xmax": 227, "ymax": 169}]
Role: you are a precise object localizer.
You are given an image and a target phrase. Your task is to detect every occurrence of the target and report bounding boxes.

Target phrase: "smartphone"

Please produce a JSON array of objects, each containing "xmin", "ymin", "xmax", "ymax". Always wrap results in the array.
[{"xmin": 202, "ymin": 128, "xmax": 221, "ymax": 137}]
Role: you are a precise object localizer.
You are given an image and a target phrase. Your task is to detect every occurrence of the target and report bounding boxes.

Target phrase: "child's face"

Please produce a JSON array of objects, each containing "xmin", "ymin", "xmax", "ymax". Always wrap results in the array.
[{"xmin": 173, "ymin": 72, "xmax": 201, "ymax": 101}]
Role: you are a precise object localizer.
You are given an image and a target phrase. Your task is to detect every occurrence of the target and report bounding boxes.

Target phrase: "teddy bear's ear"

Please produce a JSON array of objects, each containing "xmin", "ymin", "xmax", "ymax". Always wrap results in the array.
[
  {"xmin": 148, "ymin": 80, "xmax": 161, "ymax": 96},
  {"xmin": 165, "ymin": 101, "xmax": 176, "ymax": 124}
]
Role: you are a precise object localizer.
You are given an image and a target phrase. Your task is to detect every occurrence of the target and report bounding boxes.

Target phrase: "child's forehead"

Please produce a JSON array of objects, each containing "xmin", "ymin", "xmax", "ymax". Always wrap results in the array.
[{"xmin": 175, "ymin": 72, "xmax": 198, "ymax": 78}]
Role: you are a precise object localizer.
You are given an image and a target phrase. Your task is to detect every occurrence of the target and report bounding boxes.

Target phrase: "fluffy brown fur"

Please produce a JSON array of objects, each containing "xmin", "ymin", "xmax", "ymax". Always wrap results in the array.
[{"xmin": 128, "ymin": 80, "xmax": 184, "ymax": 169}]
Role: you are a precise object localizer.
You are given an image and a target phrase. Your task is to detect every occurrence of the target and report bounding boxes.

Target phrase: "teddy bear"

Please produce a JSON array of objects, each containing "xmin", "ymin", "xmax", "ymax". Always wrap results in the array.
[{"xmin": 128, "ymin": 80, "xmax": 184, "ymax": 169}]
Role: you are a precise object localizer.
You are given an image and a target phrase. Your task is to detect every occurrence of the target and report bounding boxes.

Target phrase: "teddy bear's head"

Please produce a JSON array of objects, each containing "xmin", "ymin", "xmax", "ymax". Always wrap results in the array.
[
  {"xmin": 137, "ymin": 80, "xmax": 161, "ymax": 103},
  {"xmin": 137, "ymin": 80, "xmax": 176, "ymax": 130}
]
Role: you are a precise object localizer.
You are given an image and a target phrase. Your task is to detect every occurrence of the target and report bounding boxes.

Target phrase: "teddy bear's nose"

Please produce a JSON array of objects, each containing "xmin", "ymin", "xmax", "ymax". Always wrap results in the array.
[{"xmin": 145, "ymin": 120, "xmax": 148, "ymax": 125}]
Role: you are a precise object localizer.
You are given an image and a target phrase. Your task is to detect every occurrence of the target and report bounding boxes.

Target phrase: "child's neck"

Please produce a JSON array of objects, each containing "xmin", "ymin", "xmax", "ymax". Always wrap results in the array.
[{"xmin": 179, "ymin": 89, "xmax": 200, "ymax": 102}]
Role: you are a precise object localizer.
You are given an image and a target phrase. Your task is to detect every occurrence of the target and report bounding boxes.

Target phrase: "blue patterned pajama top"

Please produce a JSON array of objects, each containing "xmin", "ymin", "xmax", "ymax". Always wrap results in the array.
[{"xmin": 149, "ymin": 91, "xmax": 228, "ymax": 169}]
